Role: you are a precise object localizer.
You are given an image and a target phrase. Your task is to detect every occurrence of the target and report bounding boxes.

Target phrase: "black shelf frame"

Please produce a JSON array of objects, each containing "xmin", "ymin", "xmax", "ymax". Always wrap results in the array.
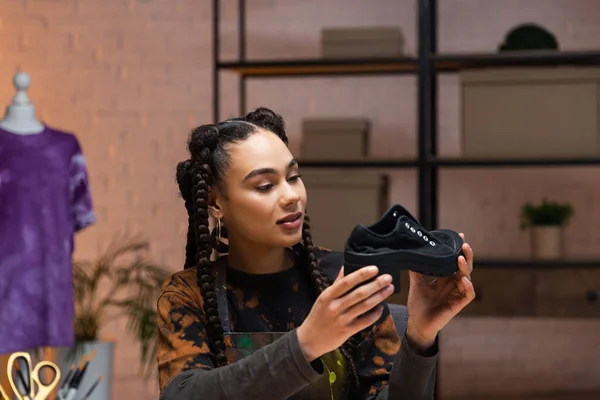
[
  {"xmin": 216, "ymin": 51, "xmax": 600, "ymax": 77},
  {"xmin": 475, "ymin": 259, "xmax": 600, "ymax": 269},
  {"xmin": 212, "ymin": 0, "xmax": 600, "ymax": 231},
  {"xmin": 291, "ymin": 156, "xmax": 600, "ymax": 169},
  {"xmin": 216, "ymin": 57, "xmax": 421, "ymax": 77}
]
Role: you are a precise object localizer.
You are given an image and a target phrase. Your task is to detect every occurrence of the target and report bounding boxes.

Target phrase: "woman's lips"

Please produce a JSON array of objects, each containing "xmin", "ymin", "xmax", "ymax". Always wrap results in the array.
[{"xmin": 277, "ymin": 212, "xmax": 303, "ymax": 230}]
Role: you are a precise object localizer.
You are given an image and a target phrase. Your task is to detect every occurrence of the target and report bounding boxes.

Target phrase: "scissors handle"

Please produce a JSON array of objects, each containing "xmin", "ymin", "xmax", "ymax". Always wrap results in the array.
[
  {"xmin": 0, "ymin": 384, "xmax": 11, "ymax": 400},
  {"xmin": 32, "ymin": 361, "xmax": 61, "ymax": 400},
  {"xmin": 7, "ymin": 352, "xmax": 33, "ymax": 400}
]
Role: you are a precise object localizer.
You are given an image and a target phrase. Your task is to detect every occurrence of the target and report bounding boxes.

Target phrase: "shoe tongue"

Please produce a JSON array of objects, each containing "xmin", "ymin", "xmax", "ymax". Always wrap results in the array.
[
  {"xmin": 396, "ymin": 215, "xmax": 423, "ymax": 231},
  {"xmin": 390, "ymin": 216, "xmax": 433, "ymax": 248},
  {"xmin": 346, "ymin": 204, "xmax": 426, "ymax": 252}
]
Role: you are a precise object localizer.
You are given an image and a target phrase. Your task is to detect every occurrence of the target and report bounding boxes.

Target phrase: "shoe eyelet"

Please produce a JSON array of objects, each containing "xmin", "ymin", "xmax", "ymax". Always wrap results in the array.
[
  {"xmin": 405, "ymin": 222, "xmax": 410, "ymax": 229},
  {"xmin": 393, "ymin": 211, "xmax": 398, "ymax": 217},
  {"xmin": 417, "ymin": 231, "xmax": 423, "ymax": 237},
  {"xmin": 410, "ymin": 227, "xmax": 416, "ymax": 233},
  {"xmin": 423, "ymin": 236, "xmax": 428, "ymax": 241},
  {"xmin": 430, "ymin": 241, "xmax": 435, "ymax": 246}
]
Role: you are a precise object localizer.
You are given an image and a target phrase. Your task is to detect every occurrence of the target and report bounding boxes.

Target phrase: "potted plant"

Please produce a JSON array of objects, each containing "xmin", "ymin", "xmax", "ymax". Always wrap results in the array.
[
  {"xmin": 520, "ymin": 199, "xmax": 574, "ymax": 260},
  {"xmin": 55, "ymin": 234, "xmax": 171, "ymax": 399}
]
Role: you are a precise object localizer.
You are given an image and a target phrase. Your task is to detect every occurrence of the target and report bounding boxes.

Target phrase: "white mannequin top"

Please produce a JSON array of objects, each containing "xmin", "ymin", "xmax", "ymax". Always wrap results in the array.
[{"xmin": 0, "ymin": 72, "xmax": 45, "ymax": 135}]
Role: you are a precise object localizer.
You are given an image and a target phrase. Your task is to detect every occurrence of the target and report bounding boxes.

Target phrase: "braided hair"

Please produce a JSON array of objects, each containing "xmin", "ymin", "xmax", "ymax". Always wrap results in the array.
[{"xmin": 175, "ymin": 107, "xmax": 360, "ymax": 385}]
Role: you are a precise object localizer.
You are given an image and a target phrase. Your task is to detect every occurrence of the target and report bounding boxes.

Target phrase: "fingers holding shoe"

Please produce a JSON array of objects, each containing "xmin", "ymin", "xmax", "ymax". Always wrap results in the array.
[
  {"xmin": 456, "ymin": 233, "xmax": 475, "ymax": 304},
  {"xmin": 297, "ymin": 265, "xmax": 393, "ymax": 362},
  {"xmin": 343, "ymin": 274, "xmax": 394, "ymax": 321},
  {"xmin": 457, "ymin": 232, "xmax": 473, "ymax": 281},
  {"xmin": 450, "ymin": 273, "xmax": 476, "ymax": 312},
  {"xmin": 458, "ymin": 232, "xmax": 473, "ymax": 275}
]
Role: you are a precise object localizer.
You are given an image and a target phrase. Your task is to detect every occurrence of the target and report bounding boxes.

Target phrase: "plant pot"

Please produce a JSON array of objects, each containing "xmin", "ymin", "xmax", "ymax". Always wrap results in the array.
[
  {"xmin": 530, "ymin": 225, "xmax": 564, "ymax": 260},
  {"xmin": 54, "ymin": 340, "xmax": 115, "ymax": 400}
]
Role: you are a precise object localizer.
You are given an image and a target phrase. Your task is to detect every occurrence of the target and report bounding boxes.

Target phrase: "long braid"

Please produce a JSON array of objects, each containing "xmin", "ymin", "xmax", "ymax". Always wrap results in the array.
[
  {"xmin": 176, "ymin": 160, "xmax": 197, "ymax": 268},
  {"xmin": 189, "ymin": 126, "xmax": 228, "ymax": 367},
  {"xmin": 301, "ymin": 214, "xmax": 360, "ymax": 387}
]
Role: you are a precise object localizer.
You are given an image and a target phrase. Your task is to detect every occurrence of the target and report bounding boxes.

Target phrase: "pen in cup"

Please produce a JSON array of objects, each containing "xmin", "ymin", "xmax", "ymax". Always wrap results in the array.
[
  {"xmin": 56, "ymin": 363, "xmax": 75, "ymax": 399},
  {"xmin": 64, "ymin": 350, "xmax": 95, "ymax": 400},
  {"xmin": 81, "ymin": 376, "xmax": 102, "ymax": 400},
  {"xmin": 57, "ymin": 354, "xmax": 86, "ymax": 400}
]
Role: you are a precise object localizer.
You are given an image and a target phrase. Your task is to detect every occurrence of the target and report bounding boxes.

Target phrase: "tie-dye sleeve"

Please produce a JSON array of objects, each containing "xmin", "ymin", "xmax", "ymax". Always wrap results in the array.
[
  {"xmin": 157, "ymin": 274, "xmax": 214, "ymax": 391},
  {"xmin": 354, "ymin": 305, "xmax": 437, "ymax": 400},
  {"xmin": 353, "ymin": 305, "xmax": 401, "ymax": 398},
  {"xmin": 69, "ymin": 140, "xmax": 95, "ymax": 232}
]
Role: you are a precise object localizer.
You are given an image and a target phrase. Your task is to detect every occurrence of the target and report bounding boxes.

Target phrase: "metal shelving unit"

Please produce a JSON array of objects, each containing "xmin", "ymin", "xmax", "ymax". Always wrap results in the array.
[
  {"xmin": 212, "ymin": 0, "xmax": 600, "ymax": 237},
  {"xmin": 211, "ymin": 3, "xmax": 600, "ymax": 397}
]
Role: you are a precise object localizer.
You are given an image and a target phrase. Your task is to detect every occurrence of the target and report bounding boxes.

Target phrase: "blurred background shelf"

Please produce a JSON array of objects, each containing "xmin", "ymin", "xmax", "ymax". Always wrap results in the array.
[
  {"xmin": 475, "ymin": 258, "xmax": 600, "ymax": 269},
  {"xmin": 212, "ymin": 1, "xmax": 600, "ymax": 399},
  {"xmin": 298, "ymin": 158, "xmax": 418, "ymax": 168},
  {"xmin": 212, "ymin": 0, "xmax": 600, "ymax": 230},
  {"xmin": 217, "ymin": 57, "xmax": 420, "ymax": 77},
  {"xmin": 296, "ymin": 156, "xmax": 600, "ymax": 168},
  {"xmin": 434, "ymin": 50, "xmax": 600, "ymax": 72},
  {"xmin": 446, "ymin": 392, "xmax": 600, "ymax": 400},
  {"xmin": 429, "ymin": 156, "xmax": 600, "ymax": 168},
  {"xmin": 217, "ymin": 50, "xmax": 600, "ymax": 77}
]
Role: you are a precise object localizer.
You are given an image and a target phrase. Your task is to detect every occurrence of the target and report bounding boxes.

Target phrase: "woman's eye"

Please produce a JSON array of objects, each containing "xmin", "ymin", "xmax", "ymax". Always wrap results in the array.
[
  {"xmin": 256, "ymin": 184, "xmax": 273, "ymax": 192},
  {"xmin": 256, "ymin": 175, "xmax": 301, "ymax": 192}
]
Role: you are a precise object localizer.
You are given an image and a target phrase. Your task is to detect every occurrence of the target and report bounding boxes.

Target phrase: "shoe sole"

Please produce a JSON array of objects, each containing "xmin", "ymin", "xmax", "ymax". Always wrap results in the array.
[{"xmin": 343, "ymin": 249, "xmax": 461, "ymax": 281}]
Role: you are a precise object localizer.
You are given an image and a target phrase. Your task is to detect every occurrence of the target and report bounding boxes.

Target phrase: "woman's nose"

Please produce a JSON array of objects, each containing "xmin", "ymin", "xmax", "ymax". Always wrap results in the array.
[{"xmin": 280, "ymin": 183, "xmax": 300, "ymax": 207}]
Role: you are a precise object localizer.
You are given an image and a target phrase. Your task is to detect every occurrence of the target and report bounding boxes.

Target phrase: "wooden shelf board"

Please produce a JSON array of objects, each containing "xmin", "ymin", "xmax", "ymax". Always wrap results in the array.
[
  {"xmin": 476, "ymin": 259, "xmax": 600, "ymax": 269},
  {"xmin": 435, "ymin": 50, "xmax": 600, "ymax": 72},
  {"xmin": 430, "ymin": 156, "xmax": 600, "ymax": 167},
  {"xmin": 218, "ymin": 58, "xmax": 418, "ymax": 77},
  {"xmin": 298, "ymin": 158, "xmax": 418, "ymax": 168},
  {"xmin": 293, "ymin": 156, "xmax": 600, "ymax": 168},
  {"xmin": 217, "ymin": 51, "xmax": 600, "ymax": 77}
]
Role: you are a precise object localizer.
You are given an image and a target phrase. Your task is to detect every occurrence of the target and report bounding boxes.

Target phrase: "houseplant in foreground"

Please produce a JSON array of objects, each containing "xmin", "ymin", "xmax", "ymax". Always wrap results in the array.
[
  {"xmin": 57, "ymin": 234, "xmax": 171, "ymax": 399},
  {"xmin": 520, "ymin": 199, "xmax": 574, "ymax": 260}
]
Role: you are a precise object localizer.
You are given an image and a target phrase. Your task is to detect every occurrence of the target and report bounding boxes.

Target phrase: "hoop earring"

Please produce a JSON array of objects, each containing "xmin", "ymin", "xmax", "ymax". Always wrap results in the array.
[{"xmin": 216, "ymin": 217, "xmax": 222, "ymax": 243}]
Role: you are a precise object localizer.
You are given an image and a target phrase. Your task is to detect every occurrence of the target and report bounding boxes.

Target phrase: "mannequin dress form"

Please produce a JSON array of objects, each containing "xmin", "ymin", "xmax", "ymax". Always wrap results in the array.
[
  {"xmin": 0, "ymin": 71, "xmax": 46, "ymax": 393},
  {"xmin": 0, "ymin": 72, "xmax": 95, "ymax": 358},
  {"xmin": 0, "ymin": 72, "xmax": 45, "ymax": 135}
]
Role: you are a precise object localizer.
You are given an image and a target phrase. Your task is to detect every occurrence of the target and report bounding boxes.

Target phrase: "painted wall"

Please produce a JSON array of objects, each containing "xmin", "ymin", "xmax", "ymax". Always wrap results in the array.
[{"xmin": 1, "ymin": 0, "xmax": 599, "ymax": 397}]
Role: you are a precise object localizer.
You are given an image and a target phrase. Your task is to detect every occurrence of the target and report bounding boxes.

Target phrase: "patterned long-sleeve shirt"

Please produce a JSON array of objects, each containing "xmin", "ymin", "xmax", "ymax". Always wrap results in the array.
[{"xmin": 157, "ymin": 247, "xmax": 437, "ymax": 399}]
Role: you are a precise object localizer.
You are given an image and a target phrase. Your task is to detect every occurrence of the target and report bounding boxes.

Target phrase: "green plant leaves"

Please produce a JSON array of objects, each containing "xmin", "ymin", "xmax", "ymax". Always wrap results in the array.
[
  {"xmin": 71, "ymin": 233, "xmax": 171, "ymax": 378},
  {"xmin": 520, "ymin": 198, "xmax": 574, "ymax": 229}
]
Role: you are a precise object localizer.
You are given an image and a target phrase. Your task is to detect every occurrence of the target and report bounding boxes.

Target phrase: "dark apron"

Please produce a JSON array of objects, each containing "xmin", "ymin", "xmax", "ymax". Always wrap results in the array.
[{"xmin": 215, "ymin": 262, "xmax": 350, "ymax": 400}]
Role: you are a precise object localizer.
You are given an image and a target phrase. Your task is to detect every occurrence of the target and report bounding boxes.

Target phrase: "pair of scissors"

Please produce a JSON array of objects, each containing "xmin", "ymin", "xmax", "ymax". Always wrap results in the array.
[{"xmin": 7, "ymin": 352, "xmax": 61, "ymax": 400}]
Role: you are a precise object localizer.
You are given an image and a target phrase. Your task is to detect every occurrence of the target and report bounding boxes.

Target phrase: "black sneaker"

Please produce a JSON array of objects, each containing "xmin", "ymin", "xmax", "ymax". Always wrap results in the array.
[{"xmin": 343, "ymin": 204, "xmax": 463, "ymax": 292}]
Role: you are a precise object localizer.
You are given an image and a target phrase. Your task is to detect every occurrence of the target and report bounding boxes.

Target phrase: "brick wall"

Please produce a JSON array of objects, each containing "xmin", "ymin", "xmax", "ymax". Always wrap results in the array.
[
  {"xmin": 1, "ymin": 0, "xmax": 600, "ymax": 398},
  {"xmin": 0, "ymin": 0, "xmax": 208, "ymax": 397}
]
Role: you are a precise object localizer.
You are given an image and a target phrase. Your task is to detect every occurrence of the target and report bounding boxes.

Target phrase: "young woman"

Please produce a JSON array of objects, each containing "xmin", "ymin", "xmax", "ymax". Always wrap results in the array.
[{"xmin": 157, "ymin": 107, "xmax": 475, "ymax": 400}]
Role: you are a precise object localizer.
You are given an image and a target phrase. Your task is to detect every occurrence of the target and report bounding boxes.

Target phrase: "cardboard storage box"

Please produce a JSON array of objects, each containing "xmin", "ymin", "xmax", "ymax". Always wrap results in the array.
[
  {"xmin": 301, "ymin": 118, "xmax": 370, "ymax": 160},
  {"xmin": 321, "ymin": 26, "xmax": 405, "ymax": 58},
  {"xmin": 461, "ymin": 67, "xmax": 600, "ymax": 158},
  {"xmin": 301, "ymin": 171, "xmax": 389, "ymax": 251}
]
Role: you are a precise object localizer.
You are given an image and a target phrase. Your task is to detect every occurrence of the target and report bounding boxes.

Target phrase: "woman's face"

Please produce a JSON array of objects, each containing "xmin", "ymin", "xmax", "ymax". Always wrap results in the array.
[{"xmin": 214, "ymin": 129, "xmax": 307, "ymax": 248}]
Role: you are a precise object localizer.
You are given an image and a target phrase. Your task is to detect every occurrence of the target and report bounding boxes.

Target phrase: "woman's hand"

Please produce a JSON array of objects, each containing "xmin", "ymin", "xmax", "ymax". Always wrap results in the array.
[
  {"xmin": 406, "ymin": 233, "xmax": 475, "ymax": 349},
  {"xmin": 297, "ymin": 266, "xmax": 394, "ymax": 362}
]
